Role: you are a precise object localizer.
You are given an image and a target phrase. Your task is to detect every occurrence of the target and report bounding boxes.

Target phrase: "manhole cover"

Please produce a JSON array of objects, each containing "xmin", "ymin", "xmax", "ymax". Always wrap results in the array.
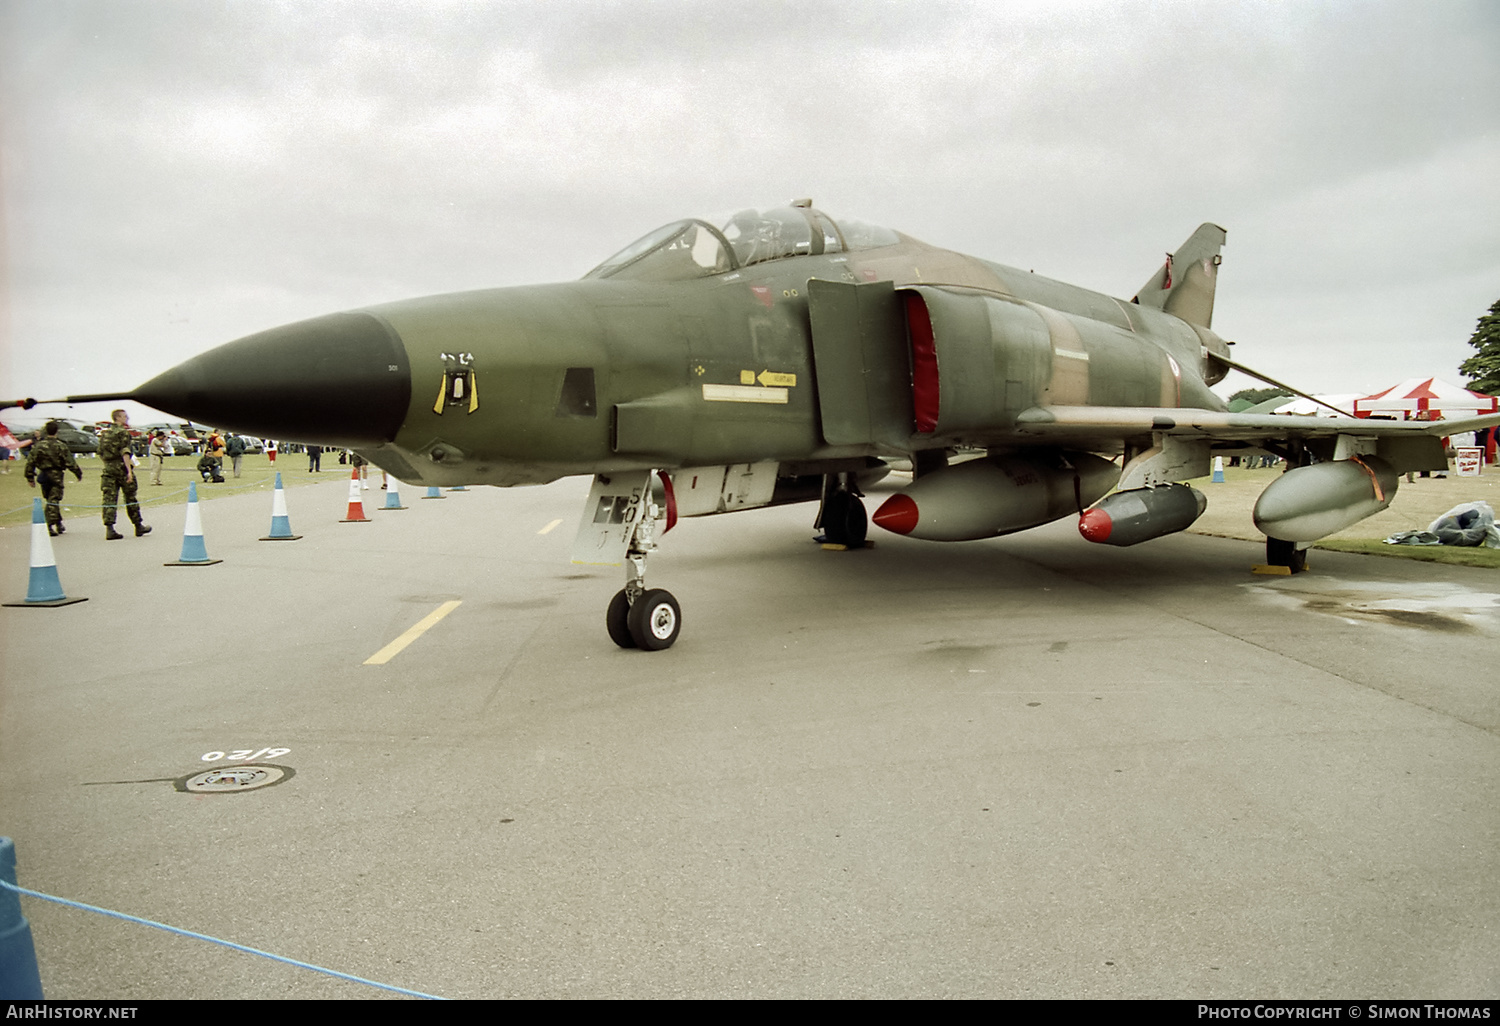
[{"xmin": 176, "ymin": 764, "xmax": 293, "ymax": 794}]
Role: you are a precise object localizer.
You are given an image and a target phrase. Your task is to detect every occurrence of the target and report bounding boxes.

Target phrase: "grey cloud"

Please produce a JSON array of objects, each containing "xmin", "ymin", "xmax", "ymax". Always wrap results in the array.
[{"xmin": 2, "ymin": 0, "xmax": 1497, "ymax": 404}]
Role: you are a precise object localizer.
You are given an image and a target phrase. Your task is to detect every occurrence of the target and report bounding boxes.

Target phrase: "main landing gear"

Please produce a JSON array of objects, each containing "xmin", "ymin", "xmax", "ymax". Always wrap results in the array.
[
  {"xmin": 1263, "ymin": 440, "xmax": 1308, "ymax": 574},
  {"xmin": 817, "ymin": 473, "xmax": 868, "ymax": 548},
  {"xmin": 604, "ymin": 480, "xmax": 682, "ymax": 650},
  {"xmin": 1265, "ymin": 537, "xmax": 1308, "ymax": 573}
]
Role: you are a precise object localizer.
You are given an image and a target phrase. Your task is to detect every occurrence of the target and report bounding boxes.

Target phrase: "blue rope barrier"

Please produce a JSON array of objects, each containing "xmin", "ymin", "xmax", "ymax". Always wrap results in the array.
[{"xmin": 0, "ymin": 877, "xmax": 445, "ymax": 1000}]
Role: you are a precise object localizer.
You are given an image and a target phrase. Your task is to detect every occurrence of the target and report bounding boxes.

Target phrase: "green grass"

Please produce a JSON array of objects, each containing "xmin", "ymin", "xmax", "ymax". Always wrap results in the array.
[
  {"xmin": 1312, "ymin": 538, "xmax": 1500, "ymax": 568},
  {"xmin": 1187, "ymin": 462, "xmax": 1500, "ymax": 569},
  {"xmin": 0, "ymin": 453, "xmax": 352, "ymax": 529}
]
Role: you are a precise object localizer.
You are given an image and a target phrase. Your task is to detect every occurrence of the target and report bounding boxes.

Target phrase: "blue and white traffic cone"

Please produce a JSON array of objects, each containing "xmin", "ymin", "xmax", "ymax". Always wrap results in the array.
[
  {"xmin": 0, "ymin": 838, "xmax": 45, "ymax": 998},
  {"xmin": 448, "ymin": 485, "xmax": 469, "ymax": 492},
  {"xmin": 3, "ymin": 498, "xmax": 87, "ymax": 607},
  {"xmin": 260, "ymin": 472, "xmax": 302, "ymax": 540},
  {"xmin": 422, "ymin": 485, "xmax": 445, "ymax": 500},
  {"xmin": 165, "ymin": 483, "xmax": 223, "ymax": 566},
  {"xmin": 1211, "ymin": 456, "xmax": 1226, "ymax": 483},
  {"xmin": 380, "ymin": 477, "xmax": 408, "ymax": 511}
]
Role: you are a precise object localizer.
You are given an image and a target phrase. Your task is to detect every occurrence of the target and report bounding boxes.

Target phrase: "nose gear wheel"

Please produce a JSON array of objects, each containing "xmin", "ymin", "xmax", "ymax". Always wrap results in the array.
[{"xmin": 628, "ymin": 589, "xmax": 681, "ymax": 650}]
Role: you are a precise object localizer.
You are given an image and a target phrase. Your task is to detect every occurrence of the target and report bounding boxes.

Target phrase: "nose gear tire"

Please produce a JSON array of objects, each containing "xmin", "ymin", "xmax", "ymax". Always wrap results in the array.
[
  {"xmin": 627, "ymin": 589, "xmax": 681, "ymax": 651},
  {"xmin": 606, "ymin": 589, "xmax": 638, "ymax": 649}
]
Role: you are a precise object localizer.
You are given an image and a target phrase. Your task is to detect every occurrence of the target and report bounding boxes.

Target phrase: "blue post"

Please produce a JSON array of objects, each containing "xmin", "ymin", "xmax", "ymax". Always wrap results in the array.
[{"xmin": 0, "ymin": 838, "xmax": 44, "ymax": 999}]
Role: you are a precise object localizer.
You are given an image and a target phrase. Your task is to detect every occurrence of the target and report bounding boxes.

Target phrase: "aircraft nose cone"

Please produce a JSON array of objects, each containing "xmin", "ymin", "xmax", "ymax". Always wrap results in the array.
[{"xmin": 132, "ymin": 311, "xmax": 411, "ymax": 447}]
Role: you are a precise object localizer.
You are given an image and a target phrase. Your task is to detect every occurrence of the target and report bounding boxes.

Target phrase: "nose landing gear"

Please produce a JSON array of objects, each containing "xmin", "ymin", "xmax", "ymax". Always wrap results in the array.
[
  {"xmin": 605, "ymin": 535, "xmax": 682, "ymax": 651},
  {"xmin": 581, "ymin": 471, "xmax": 682, "ymax": 650}
]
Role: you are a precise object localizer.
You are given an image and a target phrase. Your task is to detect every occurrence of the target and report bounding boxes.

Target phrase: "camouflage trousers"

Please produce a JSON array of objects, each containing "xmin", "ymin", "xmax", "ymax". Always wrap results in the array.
[
  {"xmin": 35, "ymin": 473, "xmax": 67, "ymax": 528},
  {"xmin": 101, "ymin": 463, "xmax": 143, "ymax": 526}
]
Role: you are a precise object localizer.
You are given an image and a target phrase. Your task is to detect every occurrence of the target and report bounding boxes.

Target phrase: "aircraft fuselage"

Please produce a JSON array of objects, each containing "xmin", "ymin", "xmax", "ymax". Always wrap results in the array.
[{"xmin": 131, "ymin": 229, "xmax": 1230, "ymax": 490}]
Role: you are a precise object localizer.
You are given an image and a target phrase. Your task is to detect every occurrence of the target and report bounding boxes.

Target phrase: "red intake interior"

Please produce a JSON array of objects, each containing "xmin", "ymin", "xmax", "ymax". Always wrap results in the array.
[{"xmin": 903, "ymin": 291, "xmax": 940, "ymax": 433}]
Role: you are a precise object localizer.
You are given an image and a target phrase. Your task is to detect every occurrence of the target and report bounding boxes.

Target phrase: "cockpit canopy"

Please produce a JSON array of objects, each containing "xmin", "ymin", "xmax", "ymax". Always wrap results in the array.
[{"xmin": 584, "ymin": 202, "xmax": 902, "ymax": 282}]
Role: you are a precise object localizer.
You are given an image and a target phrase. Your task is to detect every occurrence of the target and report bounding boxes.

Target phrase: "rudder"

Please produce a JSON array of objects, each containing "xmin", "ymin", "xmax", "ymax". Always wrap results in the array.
[{"xmin": 1132, "ymin": 223, "xmax": 1226, "ymax": 329}]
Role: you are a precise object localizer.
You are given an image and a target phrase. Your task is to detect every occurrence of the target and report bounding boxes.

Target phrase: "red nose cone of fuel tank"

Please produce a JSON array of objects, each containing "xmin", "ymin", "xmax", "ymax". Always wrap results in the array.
[
  {"xmin": 1077, "ymin": 508, "xmax": 1113, "ymax": 543},
  {"xmin": 871, "ymin": 494, "xmax": 919, "ymax": 535}
]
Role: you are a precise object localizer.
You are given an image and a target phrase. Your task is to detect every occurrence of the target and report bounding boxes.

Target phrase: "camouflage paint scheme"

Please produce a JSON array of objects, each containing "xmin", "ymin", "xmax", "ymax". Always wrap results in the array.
[{"xmin": 106, "ymin": 203, "xmax": 1500, "ymax": 524}]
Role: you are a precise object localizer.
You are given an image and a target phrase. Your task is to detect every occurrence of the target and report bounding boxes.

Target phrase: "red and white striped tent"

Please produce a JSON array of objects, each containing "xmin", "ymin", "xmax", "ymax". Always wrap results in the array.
[{"xmin": 1353, "ymin": 377, "xmax": 1498, "ymax": 419}]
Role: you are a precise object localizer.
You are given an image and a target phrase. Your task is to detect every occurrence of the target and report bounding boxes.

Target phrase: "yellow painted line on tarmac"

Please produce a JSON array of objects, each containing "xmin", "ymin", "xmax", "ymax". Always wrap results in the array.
[
  {"xmin": 538, "ymin": 518, "xmax": 564, "ymax": 535},
  {"xmin": 364, "ymin": 600, "xmax": 463, "ymax": 665}
]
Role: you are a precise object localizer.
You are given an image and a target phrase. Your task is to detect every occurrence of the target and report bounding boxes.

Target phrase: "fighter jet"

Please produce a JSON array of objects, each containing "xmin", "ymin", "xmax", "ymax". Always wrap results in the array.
[{"xmin": 64, "ymin": 201, "xmax": 1500, "ymax": 650}]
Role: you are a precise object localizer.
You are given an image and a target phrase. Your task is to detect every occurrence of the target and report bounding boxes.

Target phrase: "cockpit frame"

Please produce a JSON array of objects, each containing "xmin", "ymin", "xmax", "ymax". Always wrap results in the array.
[{"xmin": 584, "ymin": 204, "xmax": 900, "ymax": 283}]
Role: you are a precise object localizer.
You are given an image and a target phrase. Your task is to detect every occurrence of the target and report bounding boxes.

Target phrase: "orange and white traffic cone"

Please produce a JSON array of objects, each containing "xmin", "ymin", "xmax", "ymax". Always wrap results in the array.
[{"xmin": 340, "ymin": 467, "xmax": 370, "ymax": 523}]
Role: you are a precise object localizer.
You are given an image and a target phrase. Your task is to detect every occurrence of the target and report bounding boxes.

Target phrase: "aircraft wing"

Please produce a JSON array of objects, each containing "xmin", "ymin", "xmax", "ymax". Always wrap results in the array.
[{"xmin": 1011, "ymin": 406, "xmax": 1500, "ymax": 445}]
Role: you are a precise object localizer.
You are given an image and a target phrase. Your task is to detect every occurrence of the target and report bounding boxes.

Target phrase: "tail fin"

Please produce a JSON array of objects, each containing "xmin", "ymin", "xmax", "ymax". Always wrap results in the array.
[{"xmin": 1132, "ymin": 223, "xmax": 1226, "ymax": 329}]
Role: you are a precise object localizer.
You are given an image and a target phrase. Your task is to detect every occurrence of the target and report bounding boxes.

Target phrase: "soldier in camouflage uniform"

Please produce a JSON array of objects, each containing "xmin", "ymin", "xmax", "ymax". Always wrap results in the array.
[
  {"xmin": 25, "ymin": 421, "xmax": 84, "ymax": 536},
  {"xmin": 98, "ymin": 409, "xmax": 151, "ymax": 540}
]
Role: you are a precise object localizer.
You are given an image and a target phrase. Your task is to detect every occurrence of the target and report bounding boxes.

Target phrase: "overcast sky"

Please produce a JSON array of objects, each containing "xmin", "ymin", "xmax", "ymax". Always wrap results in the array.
[{"xmin": 3, "ymin": 0, "xmax": 1497, "ymax": 429}]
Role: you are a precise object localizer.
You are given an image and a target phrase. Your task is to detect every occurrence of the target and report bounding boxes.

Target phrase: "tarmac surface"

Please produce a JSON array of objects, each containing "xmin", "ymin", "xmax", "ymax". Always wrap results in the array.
[{"xmin": 2, "ymin": 473, "xmax": 1497, "ymax": 999}]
